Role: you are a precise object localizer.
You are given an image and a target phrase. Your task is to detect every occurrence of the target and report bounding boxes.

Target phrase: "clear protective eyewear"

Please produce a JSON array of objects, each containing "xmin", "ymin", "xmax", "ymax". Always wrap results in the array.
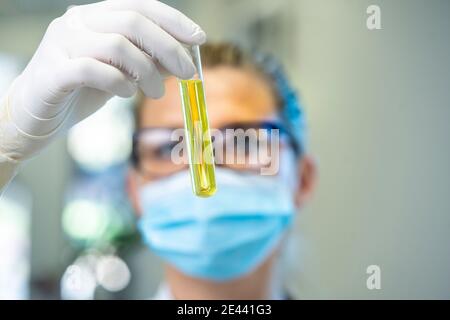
[{"xmin": 131, "ymin": 121, "xmax": 299, "ymax": 179}]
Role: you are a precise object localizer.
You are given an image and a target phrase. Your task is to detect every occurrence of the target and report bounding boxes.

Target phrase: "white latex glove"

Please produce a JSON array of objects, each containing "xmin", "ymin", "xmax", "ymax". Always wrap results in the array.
[{"xmin": 0, "ymin": 0, "xmax": 205, "ymax": 190}]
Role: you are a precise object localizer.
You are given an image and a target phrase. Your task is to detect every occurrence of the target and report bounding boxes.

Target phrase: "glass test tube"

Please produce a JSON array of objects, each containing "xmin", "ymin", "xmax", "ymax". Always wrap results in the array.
[{"xmin": 179, "ymin": 45, "xmax": 217, "ymax": 197}]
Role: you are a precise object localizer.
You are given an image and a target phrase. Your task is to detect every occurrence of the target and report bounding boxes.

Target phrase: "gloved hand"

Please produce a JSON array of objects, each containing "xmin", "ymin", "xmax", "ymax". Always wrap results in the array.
[{"xmin": 0, "ymin": 0, "xmax": 205, "ymax": 165}]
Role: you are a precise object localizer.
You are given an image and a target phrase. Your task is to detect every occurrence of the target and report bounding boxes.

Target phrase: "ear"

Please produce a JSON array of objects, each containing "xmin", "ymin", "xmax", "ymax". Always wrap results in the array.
[
  {"xmin": 126, "ymin": 168, "xmax": 143, "ymax": 217},
  {"xmin": 294, "ymin": 155, "xmax": 318, "ymax": 208}
]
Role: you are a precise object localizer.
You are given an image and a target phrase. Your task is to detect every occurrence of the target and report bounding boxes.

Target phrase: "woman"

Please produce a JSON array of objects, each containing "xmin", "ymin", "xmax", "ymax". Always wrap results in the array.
[{"xmin": 127, "ymin": 43, "xmax": 317, "ymax": 299}]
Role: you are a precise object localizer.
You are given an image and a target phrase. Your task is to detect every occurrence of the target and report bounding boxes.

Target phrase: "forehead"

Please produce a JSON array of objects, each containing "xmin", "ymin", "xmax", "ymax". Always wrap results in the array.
[{"xmin": 138, "ymin": 66, "xmax": 277, "ymax": 129}]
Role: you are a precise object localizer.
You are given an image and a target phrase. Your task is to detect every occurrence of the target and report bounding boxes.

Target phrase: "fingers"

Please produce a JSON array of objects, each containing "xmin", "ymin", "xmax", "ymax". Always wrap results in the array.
[
  {"xmin": 81, "ymin": 9, "xmax": 196, "ymax": 79},
  {"xmin": 68, "ymin": 31, "xmax": 164, "ymax": 97},
  {"xmin": 90, "ymin": 0, "xmax": 206, "ymax": 45},
  {"xmin": 57, "ymin": 0, "xmax": 207, "ymax": 98},
  {"xmin": 59, "ymin": 57, "xmax": 138, "ymax": 98}
]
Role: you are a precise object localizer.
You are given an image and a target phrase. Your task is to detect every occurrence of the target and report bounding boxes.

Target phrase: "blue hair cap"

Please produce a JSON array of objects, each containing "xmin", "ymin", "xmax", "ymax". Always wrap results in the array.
[{"xmin": 254, "ymin": 53, "xmax": 307, "ymax": 154}]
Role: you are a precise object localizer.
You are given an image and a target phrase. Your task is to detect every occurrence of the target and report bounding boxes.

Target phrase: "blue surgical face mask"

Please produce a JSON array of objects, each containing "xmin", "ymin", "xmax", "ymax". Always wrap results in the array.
[{"xmin": 137, "ymin": 152, "xmax": 298, "ymax": 282}]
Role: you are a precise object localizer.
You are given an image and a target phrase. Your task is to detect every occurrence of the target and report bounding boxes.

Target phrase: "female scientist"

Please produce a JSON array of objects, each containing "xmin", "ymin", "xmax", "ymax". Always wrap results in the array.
[
  {"xmin": 129, "ymin": 42, "xmax": 317, "ymax": 299},
  {"xmin": 0, "ymin": 0, "xmax": 317, "ymax": 299}
]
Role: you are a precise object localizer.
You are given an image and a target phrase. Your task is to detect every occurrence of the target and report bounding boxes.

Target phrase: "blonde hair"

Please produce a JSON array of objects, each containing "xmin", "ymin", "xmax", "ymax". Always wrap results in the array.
[{"xmin": 134, "ymin": 42, "xmax": 281, "ymax": 128}]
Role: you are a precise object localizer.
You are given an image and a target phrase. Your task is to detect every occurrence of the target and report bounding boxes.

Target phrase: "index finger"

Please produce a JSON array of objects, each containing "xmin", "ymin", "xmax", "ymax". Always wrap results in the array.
[{"xmin": 89, "ymin": 0, "xmax": 207, "ymax": 45}]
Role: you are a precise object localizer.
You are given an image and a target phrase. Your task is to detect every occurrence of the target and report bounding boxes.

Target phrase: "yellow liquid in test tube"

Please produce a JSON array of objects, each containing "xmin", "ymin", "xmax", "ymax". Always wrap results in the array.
[{"xmin": 179, "ymin": 53, "xmax": 216, "ymax": 197}]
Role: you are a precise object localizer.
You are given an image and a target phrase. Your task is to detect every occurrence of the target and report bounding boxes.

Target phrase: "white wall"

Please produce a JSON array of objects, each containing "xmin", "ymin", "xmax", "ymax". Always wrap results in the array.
[{"xmin": 295, "ymin": 0, "xmax": 450, "ymax": 299}]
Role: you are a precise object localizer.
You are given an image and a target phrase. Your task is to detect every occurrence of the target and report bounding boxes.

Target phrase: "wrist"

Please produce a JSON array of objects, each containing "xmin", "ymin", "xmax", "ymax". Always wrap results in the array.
[
  {"xmin": 7, "ymin": 77, "xmax": 73, "ymax": 137},
  {"xmin": 0, "ymin": 151, "xmax": 21, "ymax": 195},
  {"xmin": 0, "ymin": 91, "xmax": 58, "ymax": 162}
]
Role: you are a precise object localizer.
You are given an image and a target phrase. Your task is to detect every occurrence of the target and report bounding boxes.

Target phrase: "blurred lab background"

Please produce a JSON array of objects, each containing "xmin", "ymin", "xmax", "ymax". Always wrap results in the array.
[{"xmin": 0, "ymin": 0, "xmax": 449, "ymax": 299}]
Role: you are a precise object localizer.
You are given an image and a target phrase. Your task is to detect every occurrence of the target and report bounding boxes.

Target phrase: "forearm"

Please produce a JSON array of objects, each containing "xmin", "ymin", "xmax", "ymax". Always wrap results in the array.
[
  {"xmin": 0, "ymin": 85, "xmax": 59, "ymax": 195},
  {"xmin": 0, "ymin": 94, "xmax": 20, "ymax": 194},
  {"xmin": 0, "ymin": 155, "xmax": 20, "ymax": 195},
  {"xmin": 0, "ymin": 87, "xmax": 50, "ymax": 195}
]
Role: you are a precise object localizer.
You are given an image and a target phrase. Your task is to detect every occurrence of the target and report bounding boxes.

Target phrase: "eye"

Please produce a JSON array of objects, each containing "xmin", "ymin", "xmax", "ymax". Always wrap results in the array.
[{"xmin": 155, "ymin": 142, "xmax": 178, "ymax": 159}]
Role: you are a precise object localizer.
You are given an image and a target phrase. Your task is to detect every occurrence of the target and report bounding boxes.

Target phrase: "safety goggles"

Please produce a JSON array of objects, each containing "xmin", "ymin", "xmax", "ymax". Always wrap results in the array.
[{"xmin": 131, "ymin": 121, "xmax": 300, "ymax": 179}]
